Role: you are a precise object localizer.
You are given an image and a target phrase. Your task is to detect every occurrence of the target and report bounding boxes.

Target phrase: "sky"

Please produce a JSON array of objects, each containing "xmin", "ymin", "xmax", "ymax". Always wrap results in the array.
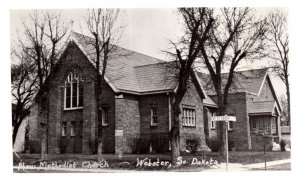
[{"xmin": 10, "ymin": 8, "xmax": 287, "ymax": 97}]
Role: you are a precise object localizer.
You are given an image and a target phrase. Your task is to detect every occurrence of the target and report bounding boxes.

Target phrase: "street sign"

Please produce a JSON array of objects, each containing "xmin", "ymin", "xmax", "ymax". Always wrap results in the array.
[
  {"xmin": 211, "ymin": 115, "xmax": 236, "ymax": 171},
  {"xmin": 211, "ymin": 115, "xmax": 236, "ymax": 122}
]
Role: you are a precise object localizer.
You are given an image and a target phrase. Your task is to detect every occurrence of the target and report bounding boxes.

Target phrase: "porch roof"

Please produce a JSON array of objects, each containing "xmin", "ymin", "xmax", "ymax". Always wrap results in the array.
[{"xmin": 248, "ymin": 101, "xmax": 277, "ymax": 115}]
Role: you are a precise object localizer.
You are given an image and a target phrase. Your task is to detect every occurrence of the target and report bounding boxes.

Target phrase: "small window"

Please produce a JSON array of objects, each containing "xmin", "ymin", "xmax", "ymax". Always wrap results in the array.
[
  {"xmin": 62, "ymin": 122, "xmax": 67, "ymax": 136},
  {"xmin": 70, "ymin": 121, "xmax": 76, "ymax": 136},
  {"xmin": 211, "ymin": 112, "xmax": 216, "ymax": 129},
  {"xmin": 251, "ymin": 119, "xmax": 257, "ymax": 129},
  {"xmin": 101, "ymin": 108, "xmax": 109, "ymax": 126},
  {"xmin": 265, "ymin": 119, "xmax": 270, "ymax": 132},
  {"xmin": 259, "ymin": 118, "xmax": 264, "ymax": 130},
  {"xmin": 228, "ymin": 121, "xmax": 233, "ymax": 130},
  {"xmin": 151, "ymin": 107, "xmax": 158, "ymax": 126},
  {"xmin": 182, "ymin": 108, "xmax": 196, "ymax": 127}
]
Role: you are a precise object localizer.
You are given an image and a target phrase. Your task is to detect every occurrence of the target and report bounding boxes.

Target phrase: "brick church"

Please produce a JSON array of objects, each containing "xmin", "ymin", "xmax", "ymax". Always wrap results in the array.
[
  {"xmin": 28, "ymin": 31, "xmax": 210, "ymax": 155},
  {"xmin": 200, "ymin": 69, "xmax": 282, "ymax": 151},
  {"xmin": 28, "ymin": 31, "xmax": 282, "ymax": 155}
]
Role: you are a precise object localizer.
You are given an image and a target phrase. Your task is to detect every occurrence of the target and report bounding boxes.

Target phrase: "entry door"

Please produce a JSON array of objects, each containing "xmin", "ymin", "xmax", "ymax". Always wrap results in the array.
[{"xmin": 72, "ymin": 120, "xmax": 83, "ymax": 153}]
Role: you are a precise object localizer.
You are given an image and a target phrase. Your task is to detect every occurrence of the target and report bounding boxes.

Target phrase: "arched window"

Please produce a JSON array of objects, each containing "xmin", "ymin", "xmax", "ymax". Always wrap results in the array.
[{"xmin": 64, "ymin": 70, "xmax": 83, "ymax": 109}]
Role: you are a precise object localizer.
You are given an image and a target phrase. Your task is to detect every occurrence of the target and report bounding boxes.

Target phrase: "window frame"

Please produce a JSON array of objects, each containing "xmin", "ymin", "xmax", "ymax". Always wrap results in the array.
[
  {"xmin": 150, "ymin": 107, "xmax": 158, "ymax": 126},
  {"xmin": 182, "ymin": 107, "xmax": 196, "ymax": 127},
  {"xmin": 259, "ymin": 118, "xmax": 264, "ymax": 130},
  {"xmin": 265, "ymin": 119, "xmax": 271, "ymax": 133},
  {"xmin": 211, "ymin": 112, "xmax": 216, "ymax": 129},
  {"xmin": 70, "ymin": 121, "xmax": 76, "ymax": 137},
  {"xmin": 64, "ymin": 71, "xmax": 84, "ymax": 110},
  {"xmin": 228, "ymin": 121, "xmax": 234, "ymax": 131},
  {"xmin": 61, "ymin": 122, "xmax": 67, "ymax": 137},
  {"xmin": 101, "ymin": 108, "xmax": 109, "ymax": 126},
  {"xmin": 251, "ymin": 118, "xmax": 257, "ymax": 130}
]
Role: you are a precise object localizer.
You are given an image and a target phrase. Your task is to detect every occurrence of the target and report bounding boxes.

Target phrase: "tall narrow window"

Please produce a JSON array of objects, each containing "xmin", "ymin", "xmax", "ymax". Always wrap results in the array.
[
  {"xmin": 259, "ymin": 118, "xmax": 264, "ymax": 130},
  {"xmin": 151, "ymin": 107, "xmax": 158, "ymax": 126},
  {"xmin": 64, "ymin": 70, "xmax": 83, "ymax": 109},
  {"xmin": 211, "ymin": 112, "xmax": 216, "ymax": 129},
  {"xmin": 182, "ymin": 108, "xmax": 196, "ymax": 127},
  {"xmin": 228, "ymin": 121, "xmax": 234, "ymax": 130},
  {"xmin": 70, "ymin": 121, "xmax": 76, "ymax": 136},
  {"xmin": 265, "ymin": 119, "xmax": 270, "ymax": 133},
  {"xmin": 251, "ymin": 118, "xmax": 257, "ymax": 130},
  {"xmin": 62, "ymin": 122, "xmax": 67, "ymax": 136},
  {"xmin": 101, "ymin": 108, "xmax": 109, "ymax": 126}
]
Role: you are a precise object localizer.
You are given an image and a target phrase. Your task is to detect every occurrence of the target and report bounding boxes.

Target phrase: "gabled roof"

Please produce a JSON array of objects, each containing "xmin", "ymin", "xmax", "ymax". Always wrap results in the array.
[
  {"xmin": 59, "ymin": 31, "xmax": 206, "ymax": 96},
  {"xmin": 203, "ymin": 97, "xmax": 218, "ymax": 108},
  {"xmin": 134, "ymin": 63, "xmax": 177, "ymax": 93},
  {"xmin": 198, "ymin": 68, "xmax": 268, "ymax": 96},
  {"xmin": 248, "ymin": 101, "xmax": 277, "ymax": 115},
  {"xmin": 198, "ymin": 68, "xmax": 282, "ymax": 112}
]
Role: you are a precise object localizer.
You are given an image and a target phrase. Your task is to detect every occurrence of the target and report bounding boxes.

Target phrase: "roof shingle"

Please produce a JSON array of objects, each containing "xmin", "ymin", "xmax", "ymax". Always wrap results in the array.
[
  {"xmin": 69, "ymin": 31, "xmax": 165, "ymax": 93},
  {"xmin": 198, "ymin": 68, "xmax": 268, "ymax": 96},
  {"xmin": 248, "ymin": 101, "xmax": 276, "ymax": 114}
]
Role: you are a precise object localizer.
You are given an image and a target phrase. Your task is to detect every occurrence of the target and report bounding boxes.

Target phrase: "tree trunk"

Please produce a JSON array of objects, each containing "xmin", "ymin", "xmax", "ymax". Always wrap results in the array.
[
  {"xmin": 96, "ymin": 75, "xmax": 103, "ymax": 161},
  {"xmin": 12, "ymin": 122, "xmax": 21, "ymax": 145},
  {"xmin": 170, "ymin": 100, "xmax": 181, "ymax": 166},
  {"xmin": 286, "ymin": 79, "xmax": 290, "ymax": 126},
  {"xmin": 216, "ymin": 89, "xmax": 227, "ymax": 157},
  {"xmin": 170, "ymin": 128, "xmax": 180, "ymax": 165}
]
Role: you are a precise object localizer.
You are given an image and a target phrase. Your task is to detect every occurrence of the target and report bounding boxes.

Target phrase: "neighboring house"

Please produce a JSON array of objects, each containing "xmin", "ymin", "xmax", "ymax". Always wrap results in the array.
[
  {"xmin": 200, "ymin": 69, "xmax": 282, "ymax": 150},
  {"xmin": 28, "ymin": 31, "xmax": 210, "ymax": 155}
]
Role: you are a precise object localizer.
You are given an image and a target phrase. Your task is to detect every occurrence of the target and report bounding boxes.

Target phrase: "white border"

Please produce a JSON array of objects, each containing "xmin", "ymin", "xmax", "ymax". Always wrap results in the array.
[{"xmin": 2, "ymin": 1, "xmax": 299, "ymax": 179}]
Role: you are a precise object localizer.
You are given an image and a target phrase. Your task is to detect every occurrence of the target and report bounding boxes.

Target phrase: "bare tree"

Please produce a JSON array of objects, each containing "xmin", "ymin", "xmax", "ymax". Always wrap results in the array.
[
  {"xmin": 166, "ymin": 8, "xmax": 214, "ymax": 165},
  {"xmin": 197, "ymin": 8, "xmax": 268, "ymax": 156},
  {"xmin": 20, "ymin": 11, "xmax": 47, "ymax": 87},
  {"xmin": 267, "ymin": 9, "xmax": 289, "ymax": 125},
  {"xmin": 279, "ymin": 95, "xmax": 289, "ymax": 126},
  {"xmin": 11, "ymin": 49, "xmax": 38, "ymax": 145},
  {"xmin": 20, "ymin": 10, "xmax": 70, "ymax": 86},
  {"xmin": 15, "ymin": 10, "xmax": 70, "ymax": 158},
  {"xmin": 84, "ymin": 8, "xmax": 123, "ymax": 161},
  {"xmin": 44, "ymin": 11, "xmax": 69, "ymax": 74}
]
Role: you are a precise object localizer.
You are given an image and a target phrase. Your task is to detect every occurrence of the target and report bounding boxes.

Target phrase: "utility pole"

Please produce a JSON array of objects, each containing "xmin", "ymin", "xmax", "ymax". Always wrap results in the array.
[{"xmin": 225, "ymin": 121, "xmax": 228, "ymax": 172}]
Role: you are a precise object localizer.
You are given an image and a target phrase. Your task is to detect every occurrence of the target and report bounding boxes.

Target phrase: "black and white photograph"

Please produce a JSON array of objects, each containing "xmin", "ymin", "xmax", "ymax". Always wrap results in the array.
[{"xmin": 3, "ymin": 0, "xmax": 297, "ymax": 175}]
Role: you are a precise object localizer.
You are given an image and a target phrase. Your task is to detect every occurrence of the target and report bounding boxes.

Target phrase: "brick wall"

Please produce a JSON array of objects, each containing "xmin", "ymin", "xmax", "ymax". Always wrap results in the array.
[
  {"xmin": 115, "ymin": 94, "xmax": 141, "ymax": 154},
  {"xmin": 203, "ymin": 106, "xmax": 218, "ymax": 143},
  {"xmin": 179, "ymin": 81, "xmax": 210, "ymax": 152},
  {"xmin": 30, "ymin": 42, "xmax": 116, "ymax": 155},
  {"xmin": 210, "ymin": 92, "xmax": 250, "ymax": 151},
  {"xmin": 139, "ymin": 93, "xmax": 170, "ymax": 153}
]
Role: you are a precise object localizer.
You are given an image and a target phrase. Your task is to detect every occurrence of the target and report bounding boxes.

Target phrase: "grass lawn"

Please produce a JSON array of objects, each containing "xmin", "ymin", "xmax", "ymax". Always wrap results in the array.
[
  {"xmin": 252, "ymin": 163, "xmax": 291, "ymax": 171},
  {"xmin": 206, "ymin": 151, "xmax": 291, "ymax": 165},
  {"xmin": 13, "ymin": 151, "xmax": 291, "ymax": 172}
]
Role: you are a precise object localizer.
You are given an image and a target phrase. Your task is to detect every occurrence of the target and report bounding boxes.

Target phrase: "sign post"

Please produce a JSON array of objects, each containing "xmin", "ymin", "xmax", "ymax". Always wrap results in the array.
[{"xmin": 211, "ymin": 115, "xmax": 236, "ymax": 171}]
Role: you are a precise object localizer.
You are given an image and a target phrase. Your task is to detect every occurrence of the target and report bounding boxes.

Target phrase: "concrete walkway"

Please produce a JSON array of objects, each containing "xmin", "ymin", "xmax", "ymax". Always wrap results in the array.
[{"xmin": 204, "ymin": 159, "xmax": 291, "ymax": 172}]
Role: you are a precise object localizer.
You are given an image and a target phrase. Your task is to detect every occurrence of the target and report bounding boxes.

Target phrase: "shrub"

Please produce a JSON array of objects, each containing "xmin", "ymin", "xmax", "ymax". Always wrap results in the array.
[
  {"xmin": 280, "ymin": 139, "xmax": 287, "ymax": 151},
  {"xmin": 208, "ymin": 136, "xmax": 221, "ymax": 152},
  {"xmin": 130, "ymin": 136, "xmax": 150, "ymax": 154},
  {"xmin": 28, "ymin": 139, "xmax": 41, "ymax": 153},
  {"xmin": 186, "ymin": 139, "xmax": 199, "ymax": 154},
  {"xmin": 150, "ymin": 135, "xmax": 169, "ymax": 153},
  {"xmin": 88, "ymin": 138, "xmax": 98, "ymax": 154},
  {"xmin": 59, "ymin": 138, "xmax": 70, "ymax": 154}
]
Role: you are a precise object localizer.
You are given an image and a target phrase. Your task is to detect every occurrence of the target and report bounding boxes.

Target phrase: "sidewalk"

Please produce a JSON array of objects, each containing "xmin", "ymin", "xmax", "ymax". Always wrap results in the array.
[{"xmin": 204, "ymin": 159, "xmax": 291, "ymax": 172}]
